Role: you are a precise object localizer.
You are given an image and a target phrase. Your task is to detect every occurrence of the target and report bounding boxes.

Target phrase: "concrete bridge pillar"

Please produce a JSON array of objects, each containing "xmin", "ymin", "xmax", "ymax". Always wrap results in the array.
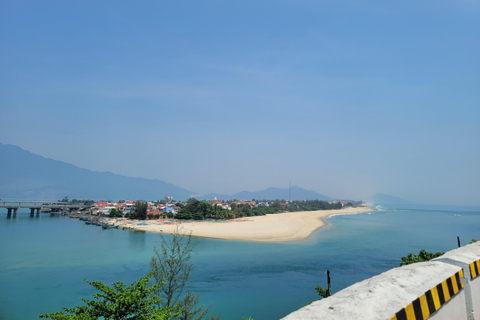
[
  {"xmin": 30, "ymin": 208, "xmax": 35, "ymax": 217},
  {"xmin": 6, "ymin": 207, "xmax": 19, "ymax": 218},
  {"xmin": 36, "ymin": 208, "xmax": 40, "ymax": 217}
]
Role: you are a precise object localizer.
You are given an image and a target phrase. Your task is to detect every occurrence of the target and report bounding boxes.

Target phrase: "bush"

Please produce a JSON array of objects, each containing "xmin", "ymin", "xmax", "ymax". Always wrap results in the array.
[{"xmin": 400, "ymin": 249, "xmax": 443, "ymax": 266}]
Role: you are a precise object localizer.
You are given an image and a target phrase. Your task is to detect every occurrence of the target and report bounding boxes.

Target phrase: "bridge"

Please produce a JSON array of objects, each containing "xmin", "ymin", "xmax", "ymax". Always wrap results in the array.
[{"xmin": 0, "ymin": 201, "xmax": 87, "ymax": 218}]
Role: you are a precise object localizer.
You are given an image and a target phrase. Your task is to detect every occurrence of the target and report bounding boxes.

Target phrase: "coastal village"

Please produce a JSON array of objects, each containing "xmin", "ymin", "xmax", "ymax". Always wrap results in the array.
[
  {"xmin": 88, "ymin": 197, "xmax": 362, "ymax": 218},
  {"xmin": 65, "ymin": 197, "xmax": 366, "ymax": 231},
  {"xmin": 72, "ymin": 196, "xmax": 370, "ymax": 242}
]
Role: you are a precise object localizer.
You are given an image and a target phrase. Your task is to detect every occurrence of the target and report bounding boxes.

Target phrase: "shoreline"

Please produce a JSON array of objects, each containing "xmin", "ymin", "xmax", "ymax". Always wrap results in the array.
[{"xmin": 108, "ymin": 206, "xmax": 373, "ymax": 242}]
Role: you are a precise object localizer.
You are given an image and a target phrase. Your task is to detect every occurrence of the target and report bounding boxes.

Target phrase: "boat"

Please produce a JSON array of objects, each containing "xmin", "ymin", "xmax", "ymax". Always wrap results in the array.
[{"xmin": 102, "ymin": 224, "xmax": 117, "ymax": 230}]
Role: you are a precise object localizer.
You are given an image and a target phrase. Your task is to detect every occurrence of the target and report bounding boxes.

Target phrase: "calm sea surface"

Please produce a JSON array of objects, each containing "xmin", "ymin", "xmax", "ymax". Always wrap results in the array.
[{"xmin": 1, "ymin": 205, "xmax": 479, "ymax": 320}]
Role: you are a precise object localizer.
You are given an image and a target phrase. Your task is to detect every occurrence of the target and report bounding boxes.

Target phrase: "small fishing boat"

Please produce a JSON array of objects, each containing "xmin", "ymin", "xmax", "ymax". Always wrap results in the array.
[{"xmin": 102, "ymin": 224, "xmax": 117, "ymax": 230}]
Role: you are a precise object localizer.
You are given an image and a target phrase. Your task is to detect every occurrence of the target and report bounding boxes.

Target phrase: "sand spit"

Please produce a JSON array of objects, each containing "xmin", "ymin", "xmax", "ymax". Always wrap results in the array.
[{"xmin": 108, "ymin": 206, "xmax": 373, "ymax": 242}]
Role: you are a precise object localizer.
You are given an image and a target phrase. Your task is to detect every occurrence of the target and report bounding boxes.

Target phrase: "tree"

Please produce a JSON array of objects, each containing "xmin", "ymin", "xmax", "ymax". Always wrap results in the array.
[
  {"xmin": 400, "ymin": 249, "xmax": 443, "ymax": 266},
  {"xmin": 109, "ymin": 208, "xmax": 124, "ymax": 218},
  {"xmin": 132, "ymin": 202, "xmax": 148, "ymax": 220},
  {"xmin": 175, "ymin": 209, "xmax": 192, "ymax": 220},
  {"xmin": 39, "ymin": 274, "xmax": 179, "ymax": 320},
  {"xmin": 150, "ymin": 228, "xmax": 218, "ymax": 320}
]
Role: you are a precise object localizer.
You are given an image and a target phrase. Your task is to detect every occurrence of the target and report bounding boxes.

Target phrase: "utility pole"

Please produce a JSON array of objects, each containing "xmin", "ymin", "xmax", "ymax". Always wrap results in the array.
[
  {"xmin": 327, "ymin": 270, "xmax": 331, "ymax": 297},
  {"xmin": 289, "ymin": 182, "xmax": 291, "ymax": 202}
]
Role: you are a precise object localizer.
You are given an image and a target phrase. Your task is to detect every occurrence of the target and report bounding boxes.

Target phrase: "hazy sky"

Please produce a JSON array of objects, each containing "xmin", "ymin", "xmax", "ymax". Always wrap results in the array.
[{"xmin": 1, "ymin": 0, "xmax": 479, "ymax": 205}]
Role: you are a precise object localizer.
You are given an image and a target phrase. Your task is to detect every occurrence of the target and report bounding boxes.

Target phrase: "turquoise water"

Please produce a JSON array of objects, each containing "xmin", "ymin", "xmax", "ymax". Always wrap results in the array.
[{"xmin": 0, "ymin": 206, "xmax": 479, "ymax": 320}]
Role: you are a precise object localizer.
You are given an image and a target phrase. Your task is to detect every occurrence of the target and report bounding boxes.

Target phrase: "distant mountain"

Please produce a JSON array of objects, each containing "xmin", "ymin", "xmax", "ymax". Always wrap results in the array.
[
  {"xmin": 200, "ymin": 186, "xmax": 334, "ymax": 201},
  {"xmin": 366, "ymin": 193, "xmax": 411, "ymax": 205},
  {"xmin": 0, "ymin": 143, "xmax": 195, "ymax": 201}
]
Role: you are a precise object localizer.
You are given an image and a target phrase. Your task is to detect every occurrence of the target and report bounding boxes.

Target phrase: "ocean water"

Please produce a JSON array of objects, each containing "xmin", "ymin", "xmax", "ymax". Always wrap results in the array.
[{"xmin": 0, "ymin": 205, "xmax": 479, "ymax": 320}]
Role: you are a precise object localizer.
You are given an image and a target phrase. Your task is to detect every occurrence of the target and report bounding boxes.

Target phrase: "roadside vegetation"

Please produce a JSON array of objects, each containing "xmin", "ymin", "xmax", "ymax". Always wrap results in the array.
[
  {"xmin": 150, "ymin": 228, "xmax": 219, "ymax": 320},
  {"xmin": 400, "ymin": 238, "xmax": 478, "ymax": 266},
  {"xmin": 399, "ymin": 249, "xmax": 444, "ymax": 266},
  {"xmin": 39, "ymin": 274, "xmax": 179, "ymax": 320}
]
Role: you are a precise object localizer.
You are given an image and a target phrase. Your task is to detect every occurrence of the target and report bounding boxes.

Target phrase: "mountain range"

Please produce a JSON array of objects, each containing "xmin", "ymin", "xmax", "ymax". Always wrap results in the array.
[
  {"xmin": 200, "ymin": 186, "xmax": 333, "ymax": 201},
  {"xmin": 0, "ymin": 144, "xmax": 195, "ymax": 201},
  {"xmin": 0, "ymin": 144, "xmax": 335, "ymax": 201}
]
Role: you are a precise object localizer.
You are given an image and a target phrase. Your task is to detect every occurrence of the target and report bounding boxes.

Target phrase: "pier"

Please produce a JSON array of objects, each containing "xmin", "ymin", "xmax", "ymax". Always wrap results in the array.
[{"xmin": 0, "ymin": 201, "xmax": 87, "ymax": 218}]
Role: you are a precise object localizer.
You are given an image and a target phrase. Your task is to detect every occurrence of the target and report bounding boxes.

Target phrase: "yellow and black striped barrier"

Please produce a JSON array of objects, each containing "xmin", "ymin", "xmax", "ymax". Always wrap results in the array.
[
  {"xmin": 469, "ymin": 259, "xmax": 480, "ymax": 279},
  {"xmin": 389, "ymin": 270, "xmax": 465, "ymax": 320}
]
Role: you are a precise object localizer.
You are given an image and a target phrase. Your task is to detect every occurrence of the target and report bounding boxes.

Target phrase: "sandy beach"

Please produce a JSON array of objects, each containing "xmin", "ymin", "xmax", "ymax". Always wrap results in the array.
[{"xmin": 109, "ymin": 206, "xmax": 372, "ymax": 242}]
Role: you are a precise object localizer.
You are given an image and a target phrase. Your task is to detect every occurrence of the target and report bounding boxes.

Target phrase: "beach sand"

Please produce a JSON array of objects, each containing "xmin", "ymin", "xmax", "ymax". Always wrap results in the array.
[{"xmin": 111, "ymin": 206, "xmax": 372, "ymax": 242}]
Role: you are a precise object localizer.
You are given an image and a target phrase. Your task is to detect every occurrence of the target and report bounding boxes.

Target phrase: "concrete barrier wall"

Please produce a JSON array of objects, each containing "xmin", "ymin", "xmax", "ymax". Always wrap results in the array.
[
  {"xmin": 470, "ymin": 261, "xmax": 480, "ymax": 320},
  {"xmin": 282, "ymin": 242, "xmax": 480, "ymax": 320},
  {"xmin": 472, "ymin": 277, "xmax": 480, "ymax": 320}
]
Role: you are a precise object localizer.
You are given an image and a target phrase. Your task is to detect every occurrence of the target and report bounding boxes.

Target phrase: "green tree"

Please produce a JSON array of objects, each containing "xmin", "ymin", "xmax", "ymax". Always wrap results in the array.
[
  {"xmin": 109, "ymin": 208, "xmax": 124, "ymax": 218},
  {"xmin": 39, "ymin": 274, "xmax": 179, "ymax": 320},
  {"xmin": 175, "ymin": 209, "xmax": 192, "ymax": 220},
  {"xmin": 400, "ymin": 249, "xmax": 443, "ymax": 266},
  {"xmin": 150, "ymin": 228, "xmax": 218, "ymax": 320},
  {"xmin": 132, "ymin": 202, "xmax": 148, "ymax": 220},
  {"xmin": 185, "ymin": 200, "xmax": 200, "ymax": 217},
  {"xmin": 197, "ymin": 202, "xmax": 211, "ymax": 217}
]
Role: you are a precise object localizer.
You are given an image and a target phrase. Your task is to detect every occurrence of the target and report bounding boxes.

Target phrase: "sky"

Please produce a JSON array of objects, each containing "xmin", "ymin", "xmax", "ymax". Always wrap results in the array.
[{"xmin": 1, "ymin": 0, "xmax": 479, "ymax": 205}]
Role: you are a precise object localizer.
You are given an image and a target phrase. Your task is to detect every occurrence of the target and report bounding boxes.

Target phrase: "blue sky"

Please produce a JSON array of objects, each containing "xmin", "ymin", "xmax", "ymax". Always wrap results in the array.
[{"xmin": 1, "ymin": 0, "xmax": 479, "ymax": 205}]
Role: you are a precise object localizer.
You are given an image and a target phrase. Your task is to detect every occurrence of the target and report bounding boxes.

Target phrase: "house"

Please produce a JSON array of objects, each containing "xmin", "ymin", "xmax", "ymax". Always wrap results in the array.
[
  {"xmin": 164, "ymin": 207, "xmax": 178, "ymax": 215},
  {"xmin": 100, "ymin": 206, "xmax": 117, "ymax": 215},
  {"xmin": 124, "ymin": 201, "xmax": 134, "ymax": 213},
  {"xmin": 93, "ymin": 201, "xmax": 109, "ymax": 209}
]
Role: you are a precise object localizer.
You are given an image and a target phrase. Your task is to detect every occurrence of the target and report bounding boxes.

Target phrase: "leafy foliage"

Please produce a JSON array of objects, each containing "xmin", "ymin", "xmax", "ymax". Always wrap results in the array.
[
  {"xmin": 314, "ymin": 285, "xmax": 331, "ymax": 298},
  {"xmin": 132, "ymin": 201, "xmax": 148, "ymax": 220},
  {"xmin": 400, "ymin": 249, "xmax": 444, "ymax": 266},
  {"xmin": 150, "ymin": 228, "xmax": 218, "ymax": 320},
  {"xmin": 175, "ymin": 199, "xmax": 345, "ymax": 221},
  {"xmin": 39, "ymin": 274, "xmax": 179, "ymax": 320},
  {"xmin": 469, "ymin": 238, "xmax": 478, "ymax": 244},
  {"xmin": 109, "ymin": 208, "xmax": 124, "ymax": 218}
]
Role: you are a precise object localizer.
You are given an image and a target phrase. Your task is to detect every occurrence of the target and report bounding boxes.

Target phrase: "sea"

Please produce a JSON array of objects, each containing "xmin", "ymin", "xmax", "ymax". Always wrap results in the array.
[{"xmin": 1, "ymin": 205, "xmax": 479, "ymax": 320}]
